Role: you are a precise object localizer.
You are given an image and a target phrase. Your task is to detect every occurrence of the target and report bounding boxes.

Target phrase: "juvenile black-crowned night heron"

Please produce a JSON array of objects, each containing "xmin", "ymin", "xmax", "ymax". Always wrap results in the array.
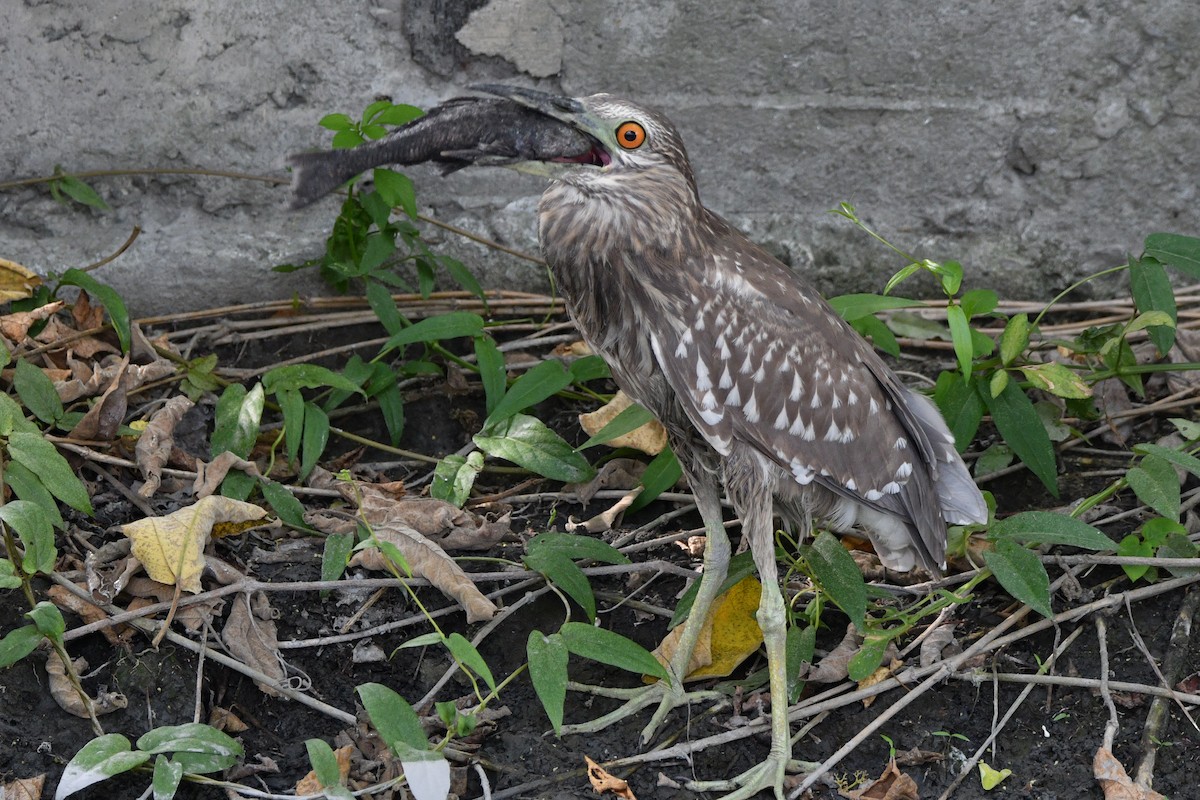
[{"xmin": 292, "ymin": 86, "xmax": 988, "ymax": 799}]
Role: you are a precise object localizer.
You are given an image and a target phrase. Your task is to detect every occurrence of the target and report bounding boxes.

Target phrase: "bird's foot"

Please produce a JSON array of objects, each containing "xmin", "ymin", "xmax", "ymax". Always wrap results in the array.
[
  {"xmin": 559, "ymin": 679, "xmax": 726, "ymax": 744},
  {"xmin": 684, "ymin": 750, "xmax": 793, "ymax": 800}
]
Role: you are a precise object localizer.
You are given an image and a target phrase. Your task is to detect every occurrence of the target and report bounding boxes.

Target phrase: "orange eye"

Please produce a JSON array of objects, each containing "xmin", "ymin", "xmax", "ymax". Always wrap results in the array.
[{"xmin": 616, "ymin": 121, "xmax": 646, "ymax": 149}]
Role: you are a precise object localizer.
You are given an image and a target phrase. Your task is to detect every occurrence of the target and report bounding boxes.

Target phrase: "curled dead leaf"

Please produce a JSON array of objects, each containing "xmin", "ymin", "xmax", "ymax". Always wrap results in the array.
[
  {"xmin": 136, "ymin": 395, "xmax": 195, "ymax": 497},
  {"xmin": 45, "ymin": 652, "xmax": 128, "ymax": 718},
  {"xmin": 223, "ymin": 591, "xmax": 287, "ymax": 696},
  {"xmin": 0, "ymin": 300, "xmax": 62, "ymax": 341},
  {"xmin": 585, "ymin": 756, "xmax": 636, "ymax": 800},
  {"xmin": 1, "ymin": 773, "xmax": 45, "ymax": 800},
  {"xmin": 839, "ymin": 758, "xmax": 918, "ymax": 800},
  {"xmin": 48, "ymin": 583, "xmax": 129, "ymax": 646}
]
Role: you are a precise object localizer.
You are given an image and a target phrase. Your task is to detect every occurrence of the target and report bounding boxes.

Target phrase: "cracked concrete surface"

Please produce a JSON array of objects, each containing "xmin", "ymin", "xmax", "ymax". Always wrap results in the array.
[{"xmin": 2, "ymin": 0, "xmax": 1196, "ymax": 315}]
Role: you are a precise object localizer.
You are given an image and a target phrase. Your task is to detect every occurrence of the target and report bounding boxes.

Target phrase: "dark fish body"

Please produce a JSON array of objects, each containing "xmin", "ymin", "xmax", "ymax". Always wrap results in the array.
[{"xmin": 287, "ymin": 96, "xmax": 594, "ymax": 209}]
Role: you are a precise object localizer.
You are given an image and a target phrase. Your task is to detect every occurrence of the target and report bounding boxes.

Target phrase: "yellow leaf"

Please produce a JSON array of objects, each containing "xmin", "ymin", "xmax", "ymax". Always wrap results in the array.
[
  {"xmin": 651, "ymin": 576, "xmax": 763, "ymax": 681},
  {"xmin": 0, "ymin": 257, "xmax": 42, "ymax": 302},
  {"xmin": 579, "ymin": 390, "xmax": 667, "ymax": 455},
  {"xmin": 120, "ymin": 496, "xmax": 268, "ymax": 592},
  {"xmin": 979, "ymin": 761, "xmax": 1012, "ymax": 790}
]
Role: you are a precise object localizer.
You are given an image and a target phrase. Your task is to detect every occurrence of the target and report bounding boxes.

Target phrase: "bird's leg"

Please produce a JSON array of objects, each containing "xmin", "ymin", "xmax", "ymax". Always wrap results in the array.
[
  {"xmin": 559, "ymin": 479, "xmax": 731, "ymax": 741},
  {"xmin": 685, "ymin": 499, "xmax": 791, "ymax": 800}
]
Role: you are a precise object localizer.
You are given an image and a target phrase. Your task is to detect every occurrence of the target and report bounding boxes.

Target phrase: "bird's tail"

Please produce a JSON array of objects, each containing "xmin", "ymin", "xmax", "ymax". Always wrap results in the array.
[{"xmin": 903, "ymin": 391, "xmax": 989, "ymax": 526}]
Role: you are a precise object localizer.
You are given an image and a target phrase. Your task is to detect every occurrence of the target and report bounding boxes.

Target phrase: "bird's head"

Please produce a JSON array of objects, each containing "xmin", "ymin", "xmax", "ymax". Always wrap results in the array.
[{"xmin": 472, "ymin": 84, "xmax": 697, "ymax": 192}]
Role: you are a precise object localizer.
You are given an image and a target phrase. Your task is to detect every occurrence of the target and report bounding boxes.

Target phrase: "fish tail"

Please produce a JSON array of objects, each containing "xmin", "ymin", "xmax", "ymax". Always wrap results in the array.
[{"xmin": 286, "ymin": 148, "xmax": 372, "ymax": 209}]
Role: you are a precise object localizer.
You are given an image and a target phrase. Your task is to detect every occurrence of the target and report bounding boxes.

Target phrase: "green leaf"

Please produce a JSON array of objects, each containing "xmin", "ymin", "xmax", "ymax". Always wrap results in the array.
[
  {"xmin": 0, "ymin": 499, "xmax": 57, "ymax": 574},
  {"xmin": 974, "ymin": 442, "xmax": 1014, "ymax": 477},
  {"xmin": 0, "ymin": 625, "xmax": 43, "ymax": 668},
  {"xmin": 849, "ymin": 314, "xmax": 900, "ymax": 357},
  {"xmin": 1158, "ymin": 532, "xmax": 1199, "ymax": 577},
  {"xmin": 320, "ymin": 531, "xmax": 355, "ymax": 590},
  {"xmin": 827, "ymin": 293, "xmax": 923, "ymax": 321},
  {"xmin": 933, "ymin": 259, "xmax": 963, "ymax": 296},
  {"xmin": 848, "ymin": 632, "xmax": 892, "ymax": 682},
  {"xmin": 960, "ymin": 288, "xmax": 998, "ymax": 319},
  {"xmin": 14, "ymin": 359, "xmax": 64, "ymax": 424},
  {"xmin": 527, "ymin": 631, "xmax": 569, "ymax": 734},
  {"xmin": 988, "ymin": 511, "xmax": 1113, "ymax": 551},
  {"xmin": 27, "ymin": 600, "xmax": 65, "ymax": 642},
  {"xmin": 1132, "ymin": 443, "xmax": 1200, "ymax": 480},
  {"xmin": 487, "ymin": 360, "xmax": 573, "ymax": 423},
  {"xmin": 151, "ymin": 755, "xmax": 184, "ymax": 800},
  {"xmin": 934, "ymin": 371, "xmax": 984, "ymax": 452},
  {"xmin": 374, "ymin": 104, "xmax": 425, "ymax": 126},
  {"xmin": 1126, "ymin": 455, "xmax": 1181, "ymax": 521},
  {"xmin": 805, "ymin": 531, "xmax": 867, "ymax": 630},
  {"xmin": 882, "ymin": 263, "xmax": 922, "ymax": 296},
  {"xmin": 786, "ymin": 623, "xmax": 817, "ymax": 702},
  {"xmin": 980, "ymin": 380, "xmax": 1058, "ymax": 497},
  {"xmin": 558, "ymin": 621, "xmax": 670, "ymax": 682},
  {"xmin": 474, "ymin": 413, "xmax": 595, "ymax": 483},
  {"xmin": 7, "ymin": 431, "xmax": 94, "ymax": 513},
  {"xmin": 576, "ymin": 402, "xmax": 657, "ymax": 450},
  {"xmin": 524, "ymin": 549, "xmax": 595, "ymax": 620},
  {"xmin": 300, "ymin": 402, "xmax": 329, "ymax": 480},
  {"xmin": 1128, "ymin": 256, "xmax": 1177, "ymax": 355},
  {"xmin": 318, "ymin": 113, "xmax": 354, "ymax": 131},
  {"xmin": 357, "ymin": 683, "xmax": 429, "ymax": 753},
  {"xmin": 259, "ymin": 479, "xmax": 308, "ymax": 530},
  {"xmin": 365, "ymin": 279, "xmax": 405, "ymax": 336},
  {"xmin": 999, "ymin": 314, "xmax": 1030, "ymax": 366},
  {"xmin": 55, "ymin": 734, "xmax": 150, "ymax": 799},
  {"xmin": 136, "ymin": 723, "xmax": 243, "ymax": 774},
  {"xmin": 1145, "ymin": 233, "xmax": 1200, "ymax": 278},
  {"xmin": 1117, "ymin": 532, "xmax": 1154, "ymax": 582},
  {"xmin": 211, "ymin": 383, "xmax": 264, "ymax": 459},
  {"xmin": 1126, "ymin": 310, "xmax": 1176, "ymax": 334},
  {"xmin": 374, "ymin": 168, "xmax": 417, "ymax": 219},
  {"xmin": 430, "ymin": 451, "xmax": 483, "ymax": 507},
  {"xmin": 439, "ymin": 254, "xmax": 487, "ymax": 301},
  {"xmin": 983, "ymin": 538, "xmax": 1053, "ymax": 618},
  {"xmin": 0, "ymin": 392, "xmax": 41, "ymax": 436},
  {"xmin": 474, "ymin": 335, "xmax": 507, "ymax": 417},
  {"xmin": 382, "ymin": 312, "xmax": 485, "ymax": 353},
  {"xmin": 0, "ymin": 558, "xmax": 20, "ymax": 590},
  {"xmin": 989, "ymin": 369, "xmax": 1009, "ymax": 399},
  {"xmin": 946, "ymin": 304, "xmax": 973, "ymax": 379},
  {"xmin": 56, "ymin": 175, "xmax": 110, "ymax": 211},
  {"xmin": 887, "ymin": 311, "xmax": 949, "ymax": 341},
  {"xmin": 305, "ymin": 739, "xmax": 342, "ymax": 789},
  {"xmin": 568, "ymin": 355, "xmax": 611, "ymax": 383},
  {"xmin": 527, "ymin": 532, "xmax": 631, "ymax": 565},
  {"xmin": 263, "ymin": 364, "xmax": 363, "ymax": 395},
  {"xmin": 627, "ymin": 446, "xmax": 683, "ymax": 513},
  {"xmin": 1017, "ymin": 363, "xmax": 1092, "ymax": 399},
  {"xmin": 59, "ymin": 269, "xmax": 129, "ymax": 351},
  {"xmin": 445, "ymin": 633, "xmax": 497, "ymax": 692},
  {"xmin": 277, "ymin": 386, "xmax": 304, "ymax": 463}
]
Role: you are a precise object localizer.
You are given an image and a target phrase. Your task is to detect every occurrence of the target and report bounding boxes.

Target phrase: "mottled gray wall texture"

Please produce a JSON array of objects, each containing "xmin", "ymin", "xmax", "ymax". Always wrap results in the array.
[{"xmin": 3, "ymin": 0, "xmax": 1197, "ymax": 315}]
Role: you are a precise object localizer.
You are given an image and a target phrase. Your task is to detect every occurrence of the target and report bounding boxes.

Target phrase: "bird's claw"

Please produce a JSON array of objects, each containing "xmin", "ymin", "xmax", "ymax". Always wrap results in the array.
[
  {"xmin": 684, "ymin": 751, "xmax": 791, "ymax": 800},
  {"xmin": 558, "ymin": 678, "xmax": 725, "ymax": 743}
]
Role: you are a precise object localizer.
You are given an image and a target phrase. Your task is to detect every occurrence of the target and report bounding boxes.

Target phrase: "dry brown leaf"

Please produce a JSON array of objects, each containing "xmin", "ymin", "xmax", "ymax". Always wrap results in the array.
[
  {"xmin": 839, "ymin": 758, "xmax": 918, "ymax": 799},
  {"xmin": 136, "ymin": 395, "xmax": 195, "ymax": 497},
  {"xmin": 295, "ymin": 744, "xmax": 354, "ymax": 795},
  {"xmin": 122, "ymin": 577, "xmax": 226, "ymax": 633},
  {"xmin": 578, "ymin": 390, "xmax": 667, "ymax": 455},
  {"xmin": 565, "ymin": 458, "xmax": 647, "ymax": 504},
  {"xmin": 55, "ymin": 354, "xmax": 174, "ymax": 403},
  {"xmin": 84, "ymin": 539, "xmax": 138, "ymax": 604},
  {"xmin": 73, "ymin": 355, "xmax": 129, "ymax": 441},
  {"xmin": 45, "ymin": 652, "xmax": 128, "ymax": 718},
  {"xmin": 857, "ymin": 659, "xmax": 903, "ymax": 708},
  {"xmin": 0, "ymin": 300, "xmax": 62, "ymax": 340},
  {"xmin": 223, "ymin": 591, "xmax": 286, "ymax": 696},
  {"xmin": 919, "ymin": 622, "xmax": 961, "ymax": 667},
  {"xmin": 565, "ymin": 487, "xmax": 641, "ymax": 534},
  {"xmin": 1094, "ymin": 746, "xmax": 1166, "ymax": 799},
  {"xmin": 71, "ymin": 289, "xmax": 105, "ymax": 331},
  {"xmin": 209, "ymin": 706, "xmax": 250, "ymax": 733},
  {"xmin": 194, "ymin": 451, "xmax": 263, "ymax": 498},
  {"xmin": 345, "ymin": 520, "xmax": 498, "ymax": 623},
  {"xmin": 802, "ymin": 625, "xmax": 863, "ymax": 683},
  {"xmin": 585, "ymin": 756, "xmax": 636, "ymax": 799},
  {"xmin": 0, "ymin": 257, "xmax": 42, "ymax": 303},
  {"xmin": 1, "ymin": 773, "xmax": 45, "ymax": 800},
  {"xmin": 119, "ymin": 496, "xmax": 270, "ymax": 592},
  {"xmin": 47, "ymin": 584, "xmax": 127, "ymax": 646}
]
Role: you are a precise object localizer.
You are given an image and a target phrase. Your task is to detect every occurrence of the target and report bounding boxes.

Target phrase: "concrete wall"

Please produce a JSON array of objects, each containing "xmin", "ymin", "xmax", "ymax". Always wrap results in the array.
[{"xmin": 3, "ymin": 0, "xmax": 1196, "ymax": 315}]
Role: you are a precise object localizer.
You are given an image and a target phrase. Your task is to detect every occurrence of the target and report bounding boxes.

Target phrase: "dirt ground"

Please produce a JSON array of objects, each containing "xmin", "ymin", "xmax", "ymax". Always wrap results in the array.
[{"xmin": 2, "ymin": 315, "xmax": 1198, "ymax": 800}]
